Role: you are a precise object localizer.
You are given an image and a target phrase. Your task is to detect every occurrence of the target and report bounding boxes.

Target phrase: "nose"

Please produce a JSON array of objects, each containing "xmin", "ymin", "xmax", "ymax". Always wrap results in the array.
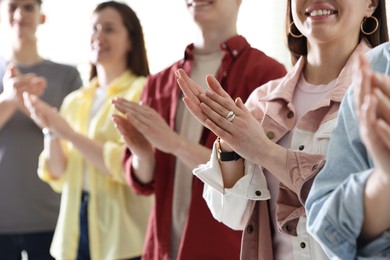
[
  {"xmin": 13, "ymin": 7, "xmax": 24, "ymax": 21},
  {"xmin": 91, "ymin": 29, "xmax": 104, "ymax": 48},
  {"xmin": 91, "ymin": 26, "xmax": 105, "ymax": 42},
  {"xmin": 96, "ymin": 30, "xmax": 104, "ymax": 41}
]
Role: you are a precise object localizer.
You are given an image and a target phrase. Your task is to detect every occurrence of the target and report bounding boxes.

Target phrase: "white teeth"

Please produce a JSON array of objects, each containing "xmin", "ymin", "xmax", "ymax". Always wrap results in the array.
[
  {"xmin": 188, "ymin": 1, "xmax": 211, "ymax": 7},
  {"xmin": 309, "ymin": 9, "xmax": 334, "ymax": 17}
]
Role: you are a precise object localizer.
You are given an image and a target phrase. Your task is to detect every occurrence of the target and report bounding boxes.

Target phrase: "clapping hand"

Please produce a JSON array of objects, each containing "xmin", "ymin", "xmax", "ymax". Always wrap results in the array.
[
  {"xmin": 355, "ymin": 54, "xmax": 390, "ymax": 177},
  {"xmin": 176, "ymin": 68, "xmax": 270, "ymax": 164},
  {"xmin": 23, "ymin": 92, "xmax": 74, "ymax": 139},
  {"xmin": 2, "ymin": 64, "xmax": 46, "ymax": 113},
  {"xmin": 111, "ymin": 97, "xmax": 154, "ymax": 160}
]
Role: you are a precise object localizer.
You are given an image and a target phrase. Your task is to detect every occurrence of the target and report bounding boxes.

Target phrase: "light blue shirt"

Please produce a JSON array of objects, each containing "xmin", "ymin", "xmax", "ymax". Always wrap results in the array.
[{"xmin": 306, "ymin": 42, "xmax": 390, "ymax": 259}]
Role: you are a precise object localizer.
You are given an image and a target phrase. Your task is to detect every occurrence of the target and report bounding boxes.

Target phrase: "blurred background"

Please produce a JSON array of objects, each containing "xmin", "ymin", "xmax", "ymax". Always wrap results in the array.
[{"xmin": 1, "ymin": 0, "xmax": 389, "ymax": 83}]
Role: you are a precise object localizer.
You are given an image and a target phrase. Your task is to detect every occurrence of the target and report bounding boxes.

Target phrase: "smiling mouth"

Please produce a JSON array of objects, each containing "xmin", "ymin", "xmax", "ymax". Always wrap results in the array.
[
  {"xmin": 305, "ymin": 9, "xmax": 337, "ymax": 17},
  {"xmin": 186, "ymin": 1, "xmax": 213, "ymax": 7}
]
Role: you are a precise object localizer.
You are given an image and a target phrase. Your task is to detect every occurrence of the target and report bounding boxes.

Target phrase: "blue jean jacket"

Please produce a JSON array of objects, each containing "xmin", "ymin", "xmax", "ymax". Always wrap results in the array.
[{"xmin": 306, "ymin": 42, "xmax": 390, "ymax": 259}]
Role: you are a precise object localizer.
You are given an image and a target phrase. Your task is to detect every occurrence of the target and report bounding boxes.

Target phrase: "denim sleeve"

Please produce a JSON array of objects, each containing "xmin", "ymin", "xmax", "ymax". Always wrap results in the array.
[{"xmin": 305, "ymin": 87, "xmax": 390, "ymax": 258}]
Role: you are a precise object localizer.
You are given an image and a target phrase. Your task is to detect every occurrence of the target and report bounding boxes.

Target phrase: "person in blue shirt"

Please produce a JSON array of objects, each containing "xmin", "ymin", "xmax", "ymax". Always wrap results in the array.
[{"xmin": 306, "ymin": 43, "xmax": 390, "ymax": 259}]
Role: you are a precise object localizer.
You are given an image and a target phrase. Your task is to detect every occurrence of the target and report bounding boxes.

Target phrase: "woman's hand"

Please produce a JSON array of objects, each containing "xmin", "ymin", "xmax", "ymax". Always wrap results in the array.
[
  {"xmin": 176, "ymin": 69, "xmax": 271, "ymax": 164},
  {"xmin": 176, "ymin": 68, "xmax": 208, "ymax": 123},
  {"xmin": 355, "ymin": 54, "xmax": 390, "ymax": 177},
  {"xmin": 112, "ymin": 97, "xmax": 182, "ymax": 155},
  {"xmin": 355, "ymin": 54, "xmax": 390, "ymax": 244},
  {"xmin": 111, "ymin": 106, "xmax": 154, "ymax": 161},
  {"xmin": 23, "ymin": 92, "xmax": 74, "ymax": 139}
]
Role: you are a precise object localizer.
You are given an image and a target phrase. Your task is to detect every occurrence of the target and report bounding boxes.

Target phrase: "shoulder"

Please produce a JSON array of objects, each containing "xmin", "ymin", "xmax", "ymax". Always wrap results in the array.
[
  {"xmin": 150, "ymin": 61, "xmax": 180, "ymax": 79},
  {"xmin": 246, "ymin": 47, "xmax": 282, "ymax": 64},
  {"xmin": 41, "ymin": 60, "xmax": 82, "ymax": 91},
  {"xmin": 145, "ymin": 61, "xmax": 180, "ymax": 88},
  {"xmin": 250, "ymin": 77, "xmax": 285, "ymax": 97},
  {"xmin": 38, "ymin": 60, "xmax": 81, "ymax": 80},
  {"xmin": 41, "ymin": 60, "xmax": 78, "ymax": 71},
  {"xmin": 237, "ymin": 47, "xmax": 287, "ymax": 77},
  {"xmin": 42, "ymin": 60, "xmax": 80, "ymax": 77},
  {"xmin": 60, "ymin": 86, "xmax": 85, "ymax": 108},
  {"xmin": 366, "ymin": 42, "xmax": 390, "ymax": 74},
  {"xmin": 123, "ymin": 75, "xmax": 146, "ymax": 97},
  {"xmin": 367, "ymin": 42, "xmax": 390, "ymax": 58},
  {"xmin": 235, "ymin": 36, "xmax": 285, "ymax": 69}
]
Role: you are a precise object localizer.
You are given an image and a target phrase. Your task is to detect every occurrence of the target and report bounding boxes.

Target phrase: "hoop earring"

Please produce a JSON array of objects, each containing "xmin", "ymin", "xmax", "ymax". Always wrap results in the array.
[
  {"xmin": 361, "ymin": 16, "xmax": 379, "ymax": 36},
  {"xmin": 289, "ymin": 22, "xmax": 303, "ymax": 38}
]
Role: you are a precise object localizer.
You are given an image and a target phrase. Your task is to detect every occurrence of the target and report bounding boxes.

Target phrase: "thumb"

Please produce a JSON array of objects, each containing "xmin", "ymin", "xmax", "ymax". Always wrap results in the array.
[{"xmin": 7, "ymin": 63, "xmax": 21, "ymax": 77}]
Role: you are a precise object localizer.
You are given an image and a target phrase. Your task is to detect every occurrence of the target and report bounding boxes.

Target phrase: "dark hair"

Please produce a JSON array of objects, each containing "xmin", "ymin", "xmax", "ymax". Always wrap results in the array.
[
  {"xmin": 286, "ymin": 0, "xmax": 389, "ymax": 65},
  {"xmin": 0, "ymin": 0, "xmax": 42, "ymax": 5},
  {"xmin": 89, "ymin": 1, "xmax": 150, "ymax": 80}
]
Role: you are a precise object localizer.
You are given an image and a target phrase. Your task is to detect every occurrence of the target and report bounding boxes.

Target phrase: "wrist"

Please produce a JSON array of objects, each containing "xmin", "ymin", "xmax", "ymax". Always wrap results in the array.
[
  {"xmin": 42, "ymin": 127, "xmax": 58, "ymax": 139},
  {"xmin": 132, "ymin": 152, "xmax": 155, "ymax": 184},
  {"xmin": 216, "ymin": 137, "xmax": 241, "ymax": 162},
  {"xmin": 0, "ymin": 94, "xmax": 18, "ymax": 108},
  {"xmin": 217, "ymin": 137, "xmax": 233, "ymax": 152},
  {"xmin": 171, "ymin": 134, "xmax": 185, "ymax": 156}
]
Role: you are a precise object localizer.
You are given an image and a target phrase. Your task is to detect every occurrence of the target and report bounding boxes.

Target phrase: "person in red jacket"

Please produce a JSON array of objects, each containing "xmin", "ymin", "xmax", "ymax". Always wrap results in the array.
[{"xmin": 111, "ymin": 0, "xmax": 286, "ymax": 259}]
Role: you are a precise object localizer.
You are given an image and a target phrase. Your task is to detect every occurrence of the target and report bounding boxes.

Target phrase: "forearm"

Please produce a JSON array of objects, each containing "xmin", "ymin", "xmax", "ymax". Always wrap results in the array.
[
  {"xmin": 172, "ymin": 136, "xmax": 212, "ymax": 170},
  {"xmin": 131, "ymin": 150, "xmax": 156, "ymax": 184},
  {"xmin": 256, "ymin": 140, "xmax": 291, "ymax": 188},
  {"xmin": 360, "ymin": 170, "xmax": 390, "ymax": 243},
  {"xmin": 43, "ymin": 137, "xmax": 67, "ymax": 179},
  {"xmin": 219, "ymin": 160, "xmax": 244, "ymax": 188},
  {"xmin": 259, "ymin": 138, "xmax": 287, "ymax": 171},
  {"xmin": 0, "ymin": 97, "xmax": 17, "ymax": 128},
  {"xmin": 67, "ymin": 131, "xmax": 110, "ymax": 175},
  {"xmin": 211, "ymin": 138, "xmax": 244, "ymax": 188}
]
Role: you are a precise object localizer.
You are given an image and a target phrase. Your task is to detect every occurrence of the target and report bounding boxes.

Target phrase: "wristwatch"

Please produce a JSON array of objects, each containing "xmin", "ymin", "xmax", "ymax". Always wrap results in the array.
[{"xmin": 216, "ymin": 137, "xmax": 241, "ymax": 162}]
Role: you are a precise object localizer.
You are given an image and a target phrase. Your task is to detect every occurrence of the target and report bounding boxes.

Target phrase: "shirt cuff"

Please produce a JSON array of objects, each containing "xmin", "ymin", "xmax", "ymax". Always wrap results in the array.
[
  {"xmin": 193, "ymin": 140, "xmax": 270, "ymax": 200},
  {"xmin": 193, "ymin": 141, "xmax": 270, "ymax": 230}
]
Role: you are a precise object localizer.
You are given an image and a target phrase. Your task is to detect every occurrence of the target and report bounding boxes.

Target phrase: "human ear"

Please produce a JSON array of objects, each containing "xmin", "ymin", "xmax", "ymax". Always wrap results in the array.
[
  {"xmin": 40, "ymin": 13, "xmax": 46, "ymax": 25},
  {"xmin": 367, "ymin": 0, "xmax": 379, "ymax": 16}
]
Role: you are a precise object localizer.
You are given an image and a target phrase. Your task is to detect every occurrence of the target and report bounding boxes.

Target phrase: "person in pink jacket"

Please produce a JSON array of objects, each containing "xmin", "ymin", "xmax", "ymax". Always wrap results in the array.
[{"xmin": 176, "ymin": 0, "xmax": 388, "ymax": 259}]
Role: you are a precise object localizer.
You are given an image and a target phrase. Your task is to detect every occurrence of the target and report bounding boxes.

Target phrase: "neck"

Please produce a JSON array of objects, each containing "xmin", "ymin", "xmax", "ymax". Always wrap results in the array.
[
  {"xmin": 9, "ymin": 38, "xmax": 41, "ymax": 66},
  {"xmin": 96, "ymin": 64, "xmax": 127, "ymax": 87},
  {"xmin": 304, "ymin": 38, "xmax": 360, "ymax": 85},
  {"xmin": 192, "ymin": 23, "xmax": 237, "ymax": 54}
]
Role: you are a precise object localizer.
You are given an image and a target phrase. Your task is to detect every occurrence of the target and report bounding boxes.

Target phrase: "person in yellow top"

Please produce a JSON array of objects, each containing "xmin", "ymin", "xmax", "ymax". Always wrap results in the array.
[{"xmin": 22, "ymin": 1, "xmax": 152, "ymax": 259}]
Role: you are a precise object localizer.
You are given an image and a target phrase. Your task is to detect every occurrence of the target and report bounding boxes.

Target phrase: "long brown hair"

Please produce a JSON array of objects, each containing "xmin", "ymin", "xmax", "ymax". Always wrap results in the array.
[
  {"xmin": 89, "ymin": 1, "xmax": 150, "ymax": 80},
  {"xmin": 286, "ymin": 0, "xmax": 389, "ymax": 65}
]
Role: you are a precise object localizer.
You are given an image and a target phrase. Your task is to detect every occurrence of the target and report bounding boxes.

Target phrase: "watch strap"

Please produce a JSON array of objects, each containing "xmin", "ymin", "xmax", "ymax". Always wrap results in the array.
[
  {"xmin": 216, "ymin": 137, "xmax": 242, "ymax": 162},
  {"xmin": 219, "ymin": 151, "xmax": 242, "ymax": 161}
]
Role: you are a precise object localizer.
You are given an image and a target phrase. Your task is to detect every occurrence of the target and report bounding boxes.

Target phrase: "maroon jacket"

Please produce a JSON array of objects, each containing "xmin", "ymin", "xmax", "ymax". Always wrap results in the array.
[{"xmin": 124, "ymin": 35, "xmax": 286, "ymax": 260}]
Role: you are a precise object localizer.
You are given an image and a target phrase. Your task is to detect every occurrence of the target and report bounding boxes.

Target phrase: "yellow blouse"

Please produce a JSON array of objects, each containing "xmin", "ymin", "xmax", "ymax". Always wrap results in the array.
[{"xmin": 38, "ymin": 70, "xmax": 153, "ymax": 260}]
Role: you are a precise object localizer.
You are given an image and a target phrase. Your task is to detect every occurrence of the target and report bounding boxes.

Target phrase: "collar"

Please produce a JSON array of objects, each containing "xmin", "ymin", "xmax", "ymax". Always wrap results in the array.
[
  {"xmin": 87, "ymin": 70, "xmax": 138, "ymax": 95},
  {"xmin": 181, "ymin": 35, "xmax": 249, "ymax": 64},
  {"xmin": 262, "ymin": 40, "xmax": 371, "ymax": 106}
]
